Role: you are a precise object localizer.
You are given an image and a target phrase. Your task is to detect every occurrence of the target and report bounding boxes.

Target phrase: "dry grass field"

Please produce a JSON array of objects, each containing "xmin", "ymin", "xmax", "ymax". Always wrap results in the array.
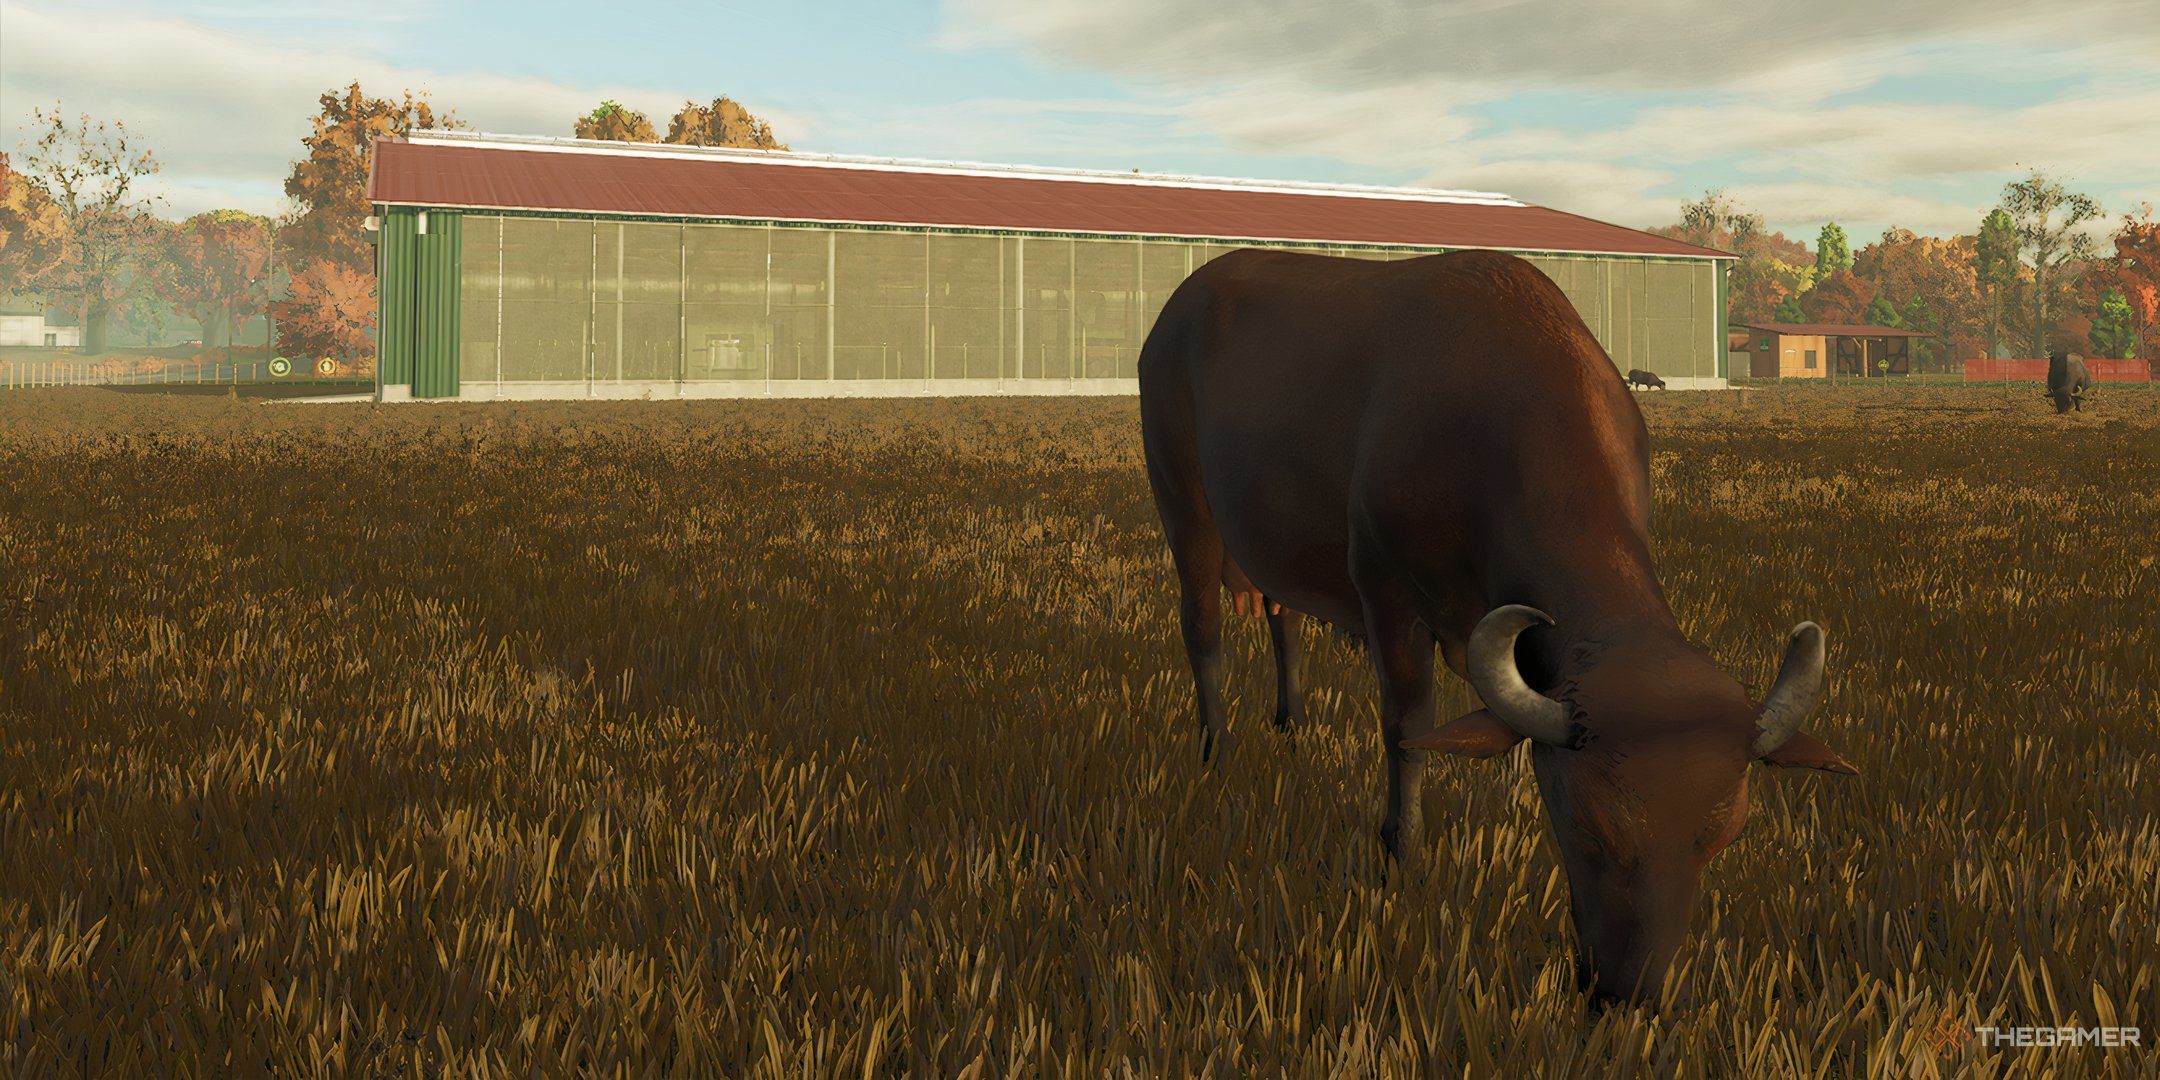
[{"xmin": 1, "ymin": 382, "xmax": 2155, "ymax": 1077}]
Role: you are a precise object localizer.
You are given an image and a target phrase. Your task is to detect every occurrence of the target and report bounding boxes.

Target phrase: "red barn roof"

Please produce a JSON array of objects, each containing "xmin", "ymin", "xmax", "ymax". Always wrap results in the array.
[{"xmin": 367, "ymin": 133, "xmax": 1729, "ymax": 260}]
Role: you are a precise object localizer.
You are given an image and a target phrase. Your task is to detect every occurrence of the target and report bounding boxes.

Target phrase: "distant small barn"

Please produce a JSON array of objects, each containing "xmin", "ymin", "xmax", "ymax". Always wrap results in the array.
[
  {"xmin": 1732, "ymin": 322, "xmax": 1933, "ymax": 379},
  {"xmin": 0, "ymin": 295, "xmax": 82, "ymax": 349}
]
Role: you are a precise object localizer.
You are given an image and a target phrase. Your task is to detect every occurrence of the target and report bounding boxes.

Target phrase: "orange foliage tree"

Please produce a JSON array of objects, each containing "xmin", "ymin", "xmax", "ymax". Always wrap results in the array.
[
  {"xmin": 279, "ymin": 84, "xmax": 460, "ymax": 364},
  {"xmin": 1, "ymin": 151, "xmax": 70, "ymax": 290},
  {"xmin": 575, "ymin": 101, "xmax": 657, "ymax": 142},
  {"xmin": 2080, "ymin": 206, "xmax": 2159, "ymax": 372},
  {"xmin": 154, "ymin": 210, "xmax": 272, "ymax": 350},
  {"xmin": 1800, "ymin": 269, "xmax": 1878, "ymax": 325},
  {"xmin": 284, "ymin": 84, "xmax": 459, "ymax": 272},
  {"xmin": 1851, "ymin": 228, "xmax": 1985, "ymax": 369},
  {"xmin": 664, "ymin": 97, "xmax": 787, "ymax": 149},
  {"xmin": 271, "ymin": 260, "xmax": 375, "ymax": 368}
]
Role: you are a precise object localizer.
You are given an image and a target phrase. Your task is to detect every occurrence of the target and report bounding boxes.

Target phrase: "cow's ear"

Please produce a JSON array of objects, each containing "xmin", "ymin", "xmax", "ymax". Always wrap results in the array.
[
  {"xmin": 1757, "ymin": 730, "xmax": 1858, "ymax": 774},
  {"xmin": 1400, "ymin": 709, "xmax": 1526, "ymax": 758}
]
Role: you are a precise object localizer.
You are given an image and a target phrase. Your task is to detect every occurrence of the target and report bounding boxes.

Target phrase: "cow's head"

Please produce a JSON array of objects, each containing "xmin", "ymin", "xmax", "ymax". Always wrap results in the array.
[{"xmin": 1402, "ymin": 606, "xmax": 1852, "ymax": 1007}]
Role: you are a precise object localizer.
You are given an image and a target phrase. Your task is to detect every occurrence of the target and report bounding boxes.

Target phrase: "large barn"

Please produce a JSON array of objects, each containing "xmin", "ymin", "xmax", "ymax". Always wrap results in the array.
[{"xmin": 364, "ymin": 131, "xmax": 1733, "ymax": 400}]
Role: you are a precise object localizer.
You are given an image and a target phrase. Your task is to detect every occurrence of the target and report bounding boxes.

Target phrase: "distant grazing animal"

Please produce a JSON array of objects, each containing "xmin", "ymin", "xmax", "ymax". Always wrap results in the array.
[
  {"xmin": 1139, "ymin": 248, "xmax": 1855, "ymax": 1007},
  {"xmin": 1625, "ymin": 369, "xmax": 1667, "ymax": 390},
  {"xmin": 2046, "ymin": 350, "xmax": 2094, "ymax": 413}
]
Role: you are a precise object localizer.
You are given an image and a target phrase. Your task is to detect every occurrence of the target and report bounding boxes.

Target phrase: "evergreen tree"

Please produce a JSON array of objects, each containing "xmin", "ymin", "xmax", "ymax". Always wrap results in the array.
[
  {"xmin": 1774, "ymin": 294, "xmax": 1807, "ymax": 323},
  {"xmin": 2089, "ymin": 288, "xmax": 2138, "ymax": 359},
  {"xmin": 1973, "ymin": 208, "xmax": 2019, "ymax": 360},
  {"xmin": 1865, "ymin": 295, "xmax": 1903, "ymax": 327},
  {"xmin": 1901, "ymin": 295, "xmax": 1939, "ymax": 369},
  {"xmin": 1815, "ymin": 223, "xmax": 1852, "ymax": 277}
]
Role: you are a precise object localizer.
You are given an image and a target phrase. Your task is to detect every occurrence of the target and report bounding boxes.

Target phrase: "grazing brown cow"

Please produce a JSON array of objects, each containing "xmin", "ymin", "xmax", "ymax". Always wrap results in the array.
[
  {"xmin": 1138, "ymin": 248, "xmax": 1856, "ymax": 1006},
  {"xmin": 1625, "ymin": 368, "xmax": 1667, "ymax": 390},
  {"xmin": 2047, "ymin": 350, "xmax": 2094, "ymax": 413}
]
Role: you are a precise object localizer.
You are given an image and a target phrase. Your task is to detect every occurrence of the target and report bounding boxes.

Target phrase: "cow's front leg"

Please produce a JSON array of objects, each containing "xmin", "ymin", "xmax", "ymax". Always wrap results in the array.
[
  {"xmin": 1354, "ymin": 568, "xmax": 1433, "ymax": 864},
  {"xmin": 1266, "ymin": 607, "xmax": 1305, "ymax": 733}
]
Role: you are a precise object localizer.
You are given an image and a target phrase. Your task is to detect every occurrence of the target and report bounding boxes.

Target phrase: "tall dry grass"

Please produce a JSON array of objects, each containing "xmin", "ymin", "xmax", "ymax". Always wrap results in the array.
[{"xmin": 0, "ymin": 383, "xmax": 2154, "ymax": 1077}]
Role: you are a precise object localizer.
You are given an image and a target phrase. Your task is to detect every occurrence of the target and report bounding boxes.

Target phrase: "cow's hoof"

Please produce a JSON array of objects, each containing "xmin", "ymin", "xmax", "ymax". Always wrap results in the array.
[
  {"xmin": 1378, "ymin": 826, "xmax": 1423, "ymax": 867},
  {"xmin": 1198, "ymin": 730, "xmax": 1234, "ymax": 764}
]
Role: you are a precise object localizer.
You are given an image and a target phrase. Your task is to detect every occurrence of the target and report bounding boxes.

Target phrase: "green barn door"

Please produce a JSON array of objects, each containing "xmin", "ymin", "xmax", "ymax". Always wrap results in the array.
[{"xmin": 379, "ymin": 207, "xmax": 463, "ymax": 399}]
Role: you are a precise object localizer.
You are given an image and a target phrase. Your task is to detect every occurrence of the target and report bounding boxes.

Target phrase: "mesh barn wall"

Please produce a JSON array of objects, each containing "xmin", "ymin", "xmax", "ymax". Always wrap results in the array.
[{"xmin": 390, "ymin": 209, "xmax": 1727, "ymax": 398}]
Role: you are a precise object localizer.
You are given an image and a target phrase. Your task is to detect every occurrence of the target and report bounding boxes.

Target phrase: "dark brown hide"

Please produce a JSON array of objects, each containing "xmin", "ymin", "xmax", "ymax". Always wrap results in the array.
[
  {"xmin": 2047, "ymin": 350, "xmax": 2094, "ymax": 413},
  {"xmin": 1138, "ymin": 249, "xmax": 1851, "ymax": 1006}
]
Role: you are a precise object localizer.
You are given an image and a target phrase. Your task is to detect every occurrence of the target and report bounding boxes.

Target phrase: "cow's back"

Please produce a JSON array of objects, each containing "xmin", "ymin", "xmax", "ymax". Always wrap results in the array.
[{"xmin": 1140, "ymin": 249, "xmax": 1652, "ymax": 632}]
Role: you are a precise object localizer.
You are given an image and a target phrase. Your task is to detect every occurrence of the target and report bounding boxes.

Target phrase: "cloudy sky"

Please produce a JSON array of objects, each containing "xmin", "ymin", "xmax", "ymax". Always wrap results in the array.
[{"xmin": 6, "ymin": 0, "xmax": 2157, "ymax": 241}]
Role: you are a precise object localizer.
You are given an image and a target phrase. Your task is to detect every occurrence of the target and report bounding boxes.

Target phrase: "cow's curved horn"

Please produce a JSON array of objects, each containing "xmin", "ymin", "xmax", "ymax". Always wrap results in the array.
[
  {"xmin": 1752, "ymin": 622, "xmax": 1826, "ymax": 757},
  {"xmin": 1467, "ymin": 605, "xmax": 1572, "ymax": 747}
]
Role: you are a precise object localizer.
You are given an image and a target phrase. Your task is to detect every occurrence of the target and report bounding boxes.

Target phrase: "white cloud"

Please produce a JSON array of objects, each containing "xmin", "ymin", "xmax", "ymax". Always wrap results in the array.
[
  {"xmin": 0, "ymin": 1, "xmax": 794, "ymax": 218},
  {"xmin": 942, "ymin": 0, "xmax": 2160, "ymax": 235},
  {"xmin": 944, "ymin": 0, "xmax": 2158, "ymax": 96}
]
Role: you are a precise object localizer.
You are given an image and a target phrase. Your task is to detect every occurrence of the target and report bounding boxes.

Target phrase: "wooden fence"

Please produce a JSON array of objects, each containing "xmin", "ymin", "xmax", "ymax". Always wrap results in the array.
[{"xmin": 1962, "ymin": 358, "xmax": 2151, "ymax": 383}]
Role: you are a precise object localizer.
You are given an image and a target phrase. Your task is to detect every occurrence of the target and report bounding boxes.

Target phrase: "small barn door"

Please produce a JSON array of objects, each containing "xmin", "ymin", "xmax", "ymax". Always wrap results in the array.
[{"xmin": 1751, "ymin": 336, "xmax": 1778, "ymax": 378}]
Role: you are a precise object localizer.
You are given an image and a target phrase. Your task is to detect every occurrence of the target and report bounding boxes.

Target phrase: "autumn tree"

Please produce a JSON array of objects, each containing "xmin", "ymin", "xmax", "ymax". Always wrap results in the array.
[
  {"xmin": 664, "ymin": 97, "xmax": 787, "ymax": 149},
  {"xmin": 1999, "ymin": 170, "xmax": 2102, "ymax": 356},
  {"xmin": 271, "ymin": 260, "xmax": 375, "ymax": 367},
  {"xmin": 284, "ymin": 84, "xmax": 459, "ymax": 272},
  {"xmin": 2084, "ymin": 207, "xmax": 2159, "ymax": 371},
  {"xmin": 1, "ymin": 152, "xmax": 69, "ymax": 291},
  {"xmin": 155, "ymin": 210, "xmax": 273, "ymax": 350},
  {"xmin": 575, "ymin": 100, "xmax": 657, "ymax": 142},
  {"xmin": 1670, "ymin": 189, "xmax": 1759, "ymax": 249},
  {"xmin": 1972, "ymin": 208, "xmax": 2019, "ymax": 359},
  {"xmin": 1851, "ymin": 227, "xmax": 1984, "ymax": 369},
  {"xmin": 1653, "ymin": 190, "xmax": 1816, "ymax": 324},
  {"xmin": 16, "ymin": 107, "xmax": 162, "ymax": 353},
  {"xmin": 1800, "ymin": 268, "xmax": 1877, "ymax": 325},
  {"xmin": 279, "ymin": 84, "xmax": 459, "ymax": 363},
  {"xmin": 1815, "ymin": 223, "xmax": 1852, "ymax": 277}
]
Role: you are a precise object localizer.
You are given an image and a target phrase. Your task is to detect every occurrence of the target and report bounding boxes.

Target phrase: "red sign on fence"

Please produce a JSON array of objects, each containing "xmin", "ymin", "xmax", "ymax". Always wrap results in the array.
[{"xmin": 1963, "ymin": 358, "xmax": 2151, "ymax": 382}]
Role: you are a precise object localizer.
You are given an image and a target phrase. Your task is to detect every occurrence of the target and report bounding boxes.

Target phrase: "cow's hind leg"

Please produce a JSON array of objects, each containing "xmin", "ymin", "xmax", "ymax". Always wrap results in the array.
[
  {"xmin": 1145, "ymin": 472, "xmax": 1231, "ymax": 761},
  {"xmin": 1267, "ymin": 607, "xmax": 1306, "ymax": 733},
  {"xmin": 1352, "ymin": 547, "xmax": 1433, "ymax": 864},
  {"xmin": 1170, "ymin": 531, "xmax": 1231, "ymax": 761}
]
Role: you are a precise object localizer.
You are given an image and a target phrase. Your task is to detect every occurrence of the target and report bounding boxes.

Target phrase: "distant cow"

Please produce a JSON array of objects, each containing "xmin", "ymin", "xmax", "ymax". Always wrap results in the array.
[
  {"xmin": 1138, "ymin": 249, "xmax": 1852, "ymax": 1007},
  {"xmin": 2046, "ymin": 350, "xmax": 2094, "ymax": 413},
  {"xmin": 1625, "ymin": 369, "xmax": 1667, "ymax": 390}
]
